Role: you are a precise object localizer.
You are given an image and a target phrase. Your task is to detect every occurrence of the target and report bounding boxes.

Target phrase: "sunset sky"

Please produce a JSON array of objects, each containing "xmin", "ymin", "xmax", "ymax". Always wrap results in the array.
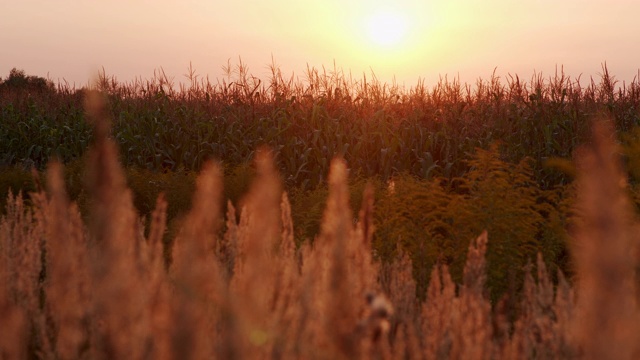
[{"xmin": 1, "ymin": 0, "xmax": 639, "ymax": 89}]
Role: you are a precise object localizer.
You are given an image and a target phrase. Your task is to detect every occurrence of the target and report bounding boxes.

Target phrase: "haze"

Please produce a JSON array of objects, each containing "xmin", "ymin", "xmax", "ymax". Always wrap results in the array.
[{"xmin": 2, "ymin": 0, "xmax": 639, "ymax": 88}]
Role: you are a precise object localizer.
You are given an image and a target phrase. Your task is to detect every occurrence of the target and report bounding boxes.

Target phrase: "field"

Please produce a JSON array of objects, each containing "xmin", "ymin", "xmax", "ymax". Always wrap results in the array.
[{"xmin": 1, "ymin": 65, "xmax": 640, "ymax": 358}]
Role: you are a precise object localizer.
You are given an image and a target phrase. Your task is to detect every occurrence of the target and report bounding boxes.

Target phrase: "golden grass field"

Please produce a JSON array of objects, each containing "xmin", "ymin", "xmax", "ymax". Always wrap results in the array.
[{"xmin": 1, "ymin": 91, "xmax": 639, "ymax": 359}]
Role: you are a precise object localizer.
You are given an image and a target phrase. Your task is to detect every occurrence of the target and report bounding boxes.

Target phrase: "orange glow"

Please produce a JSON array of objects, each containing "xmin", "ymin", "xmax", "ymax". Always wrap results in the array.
[{"xmin": 1, "ymin": 1, "xmax": 639, "ymax": 87}]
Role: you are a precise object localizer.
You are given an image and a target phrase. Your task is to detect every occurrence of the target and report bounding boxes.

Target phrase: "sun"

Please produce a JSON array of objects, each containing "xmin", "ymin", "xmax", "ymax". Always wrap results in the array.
[{"xmin": 366, "ymin": 9, "xmax": 409, "ymax": 48}]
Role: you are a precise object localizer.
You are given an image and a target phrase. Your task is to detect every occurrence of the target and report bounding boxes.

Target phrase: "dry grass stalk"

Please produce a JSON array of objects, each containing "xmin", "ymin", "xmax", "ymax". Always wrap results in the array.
[
  {"xmin": 147, "ymin": 193, "xmax": 167, "ymax": 266},
  {"xmin": 353, "ymin": 184, "xmax": 378, "ymax": 295},
  {"xmin": 449, "ymin": 231, "xmax": 493, "ymax": 360},
  {"xmin": 507, "ymin": 254, "xmax": 565, "ymax": 359},
  {"xmin": 419, "ymin": 232, "xmax": 493, "ymax": 359},
  {"xmin": 140, "ymin": 193, "xmax": 173, "ymax": 360},
  {"xmin": 1, "ymin": 190, "xmax": 49, "ymax": 356},
  {"xmin": 421, "ymin": 264, "xmax": 456, "ymax": 359},
  {"xmin": 84, "ymin": 90, "xmax": 151, "ymax": 359},
  {"xmin": 383, "ymin": 245, "xmax": 419, "ymax": 358},
  {"xmin": 572, "ymin": 120, "xmax": 639, "ymax": 359},
  {"xmin": 229, "ymin": 148, "xmax": 284, "ymax": 357},
  {"xmin": 320, "ymin": 158, "xmax": 360, "ymax": 358},
  {"xmin": 269, "ymin": 192, "xmax": 302, "ymax": 358},
  {"xmin": 171, "ymin": 160, "xmax": 225, "ymax": 359},
  {"xmin": 296, "ymin": 158, "xmax": 357, "ymax": 358},
  {"xmin": 0, "ymin": 196, "xmax": 27, "ymax": 358},
  {"xmin": 553, "ymin": 270, "xmax": 578, "ymax": 357},
  {"xmin": 385, "ymin": 246, "xmax": 418, "ymax": 332},
  {"xmin": 42, "ymin": 162, "xmax": 91, "ymax": 359},
  {"xmin": 221, "ymin": 199, "xmax": 239, "ymax": 278}
]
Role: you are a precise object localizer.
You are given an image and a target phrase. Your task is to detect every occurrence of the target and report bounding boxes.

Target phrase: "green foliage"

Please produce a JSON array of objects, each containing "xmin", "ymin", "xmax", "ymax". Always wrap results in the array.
[
  {"xmin": 0, "ymin": 167, "xmax": 36, "ymax": 214},
  {"xmin": 374, "ymin": 173, "xmax": 466, "ymax": 297},
  {"xmin": 223, "ymin": 161, "xmax": 256, "ymax": 209},
  {"xmin": 458, "ymin": 145, "xmax": 566, "ymax": 301},
  {"xmin": 0, "ymin": 71, "xmax": 91, "ymax": 170},
  {"xmin": 288, "ymin": 175, "xmax": 377, "ymax": 245},
  {"xmin": 2, "ymin": 64, "xmax": 640, "ymax": 302},
  {"xmin": 2, "ymin": 64, "xmax": 639, "ymax": 190},
  {"xmin": 289, "ymin": 184, "xmax": 329, "ymax": 243},
  {"xmin": 374, "ymin": 145, "xmax": 568, "ymax": 301},
  {"xmin": 0, "ymin": 68, "xmax": 55, "ymax": 92},
  {"xmin": 126, "ymin": 167, "xmax": 197, "ymax": 222}
]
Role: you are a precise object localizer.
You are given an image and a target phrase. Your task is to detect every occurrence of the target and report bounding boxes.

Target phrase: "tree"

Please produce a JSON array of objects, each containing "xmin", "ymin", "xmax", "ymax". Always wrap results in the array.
[{"xmin": 0, "ymin": 68, "xmax": 55, "ymax": 92}]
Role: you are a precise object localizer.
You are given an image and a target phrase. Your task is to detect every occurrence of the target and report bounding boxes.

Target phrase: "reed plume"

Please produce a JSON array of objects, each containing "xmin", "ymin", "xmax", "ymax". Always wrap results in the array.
[
  {"xmin": 84, "ymin": 90, "xmax": 150, "ymax": 359},
  {"xmin": 572, "ymin": 120, "xmax": 639, "ymax": 359},
  {"xmin": 42, "ymin": 162, "xmax": 91, "ymax": 359},
  {"xmin": 171, "ymin": 160, "xmax": 225, "ymax": 359}
]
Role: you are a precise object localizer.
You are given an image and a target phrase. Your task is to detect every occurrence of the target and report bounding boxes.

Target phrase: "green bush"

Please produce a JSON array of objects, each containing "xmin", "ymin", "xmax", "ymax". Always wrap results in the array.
[
  {"xmin": 374, "ymin": 145, "xmax": 568, "ymax": 300},
  {"xmin": 0, "ymin": 167, "xmax": 36, "ymax": 214}
]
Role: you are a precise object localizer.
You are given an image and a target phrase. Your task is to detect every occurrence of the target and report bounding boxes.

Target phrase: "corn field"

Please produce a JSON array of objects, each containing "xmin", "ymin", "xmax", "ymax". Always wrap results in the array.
[{"xmin": 1, "ymin": 88, "xmax": 639, "ymax": 359}]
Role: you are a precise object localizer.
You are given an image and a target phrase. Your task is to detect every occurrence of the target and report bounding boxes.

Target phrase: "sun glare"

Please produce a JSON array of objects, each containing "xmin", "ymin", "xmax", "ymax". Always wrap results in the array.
[{"xmin": 366, "ymin": 9, "xmax": 409, "ymax": 48}]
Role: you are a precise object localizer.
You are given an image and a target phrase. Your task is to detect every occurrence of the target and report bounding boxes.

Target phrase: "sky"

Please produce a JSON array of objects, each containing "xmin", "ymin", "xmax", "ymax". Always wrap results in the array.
[{"xmin": 1, "ymin": 0, "xmax": 639, "ymax": 90}]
